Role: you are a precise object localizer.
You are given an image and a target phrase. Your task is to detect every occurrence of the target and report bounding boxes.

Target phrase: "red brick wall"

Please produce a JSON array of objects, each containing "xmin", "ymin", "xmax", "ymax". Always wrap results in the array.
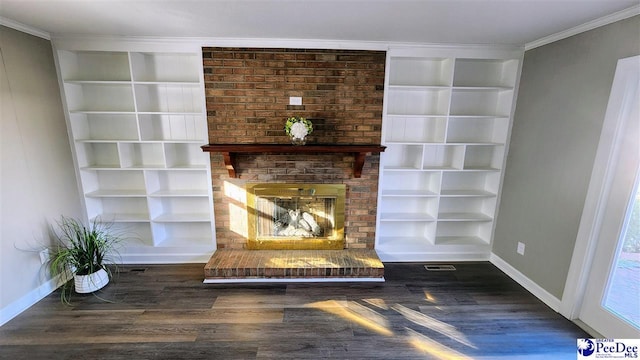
[{"xmin": 202, "ymin": 47, "xmax": 386, "ymax": 249}]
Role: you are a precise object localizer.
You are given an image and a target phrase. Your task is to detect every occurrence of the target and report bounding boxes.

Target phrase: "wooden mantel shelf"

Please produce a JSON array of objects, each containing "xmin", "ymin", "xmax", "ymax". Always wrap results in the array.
[{"xmin": 201, "ymin": 144, "xmax": 386, "ymax": 178}]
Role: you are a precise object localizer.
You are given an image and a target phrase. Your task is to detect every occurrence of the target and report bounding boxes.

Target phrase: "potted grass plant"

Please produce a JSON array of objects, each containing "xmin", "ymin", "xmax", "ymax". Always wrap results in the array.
[{"xmin": 48, "ymin": 216, "xmax": 121, "ymax": 302}]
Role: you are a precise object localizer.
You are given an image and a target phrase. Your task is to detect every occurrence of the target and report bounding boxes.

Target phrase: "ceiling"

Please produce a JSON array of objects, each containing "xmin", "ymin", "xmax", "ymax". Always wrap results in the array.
[{"xmin": 0, "ymin": 0, "xmax": 638, "ymax": 46}]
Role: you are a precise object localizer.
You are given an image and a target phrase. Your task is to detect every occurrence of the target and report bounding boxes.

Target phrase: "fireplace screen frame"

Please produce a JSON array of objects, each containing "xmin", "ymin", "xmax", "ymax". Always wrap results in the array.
[{"xmin": 246, "ymin": 183, "xmax": 345, "ymax": 250}]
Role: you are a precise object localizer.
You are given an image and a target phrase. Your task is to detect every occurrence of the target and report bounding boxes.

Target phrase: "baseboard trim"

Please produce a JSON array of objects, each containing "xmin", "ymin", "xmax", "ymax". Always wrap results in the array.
[
  {"xmin": 572, "ymin": 319, "xmax": 604, "ymax": 338},
  {"xmin": 490, "ymin": 253, "xmax": 562, "ymax": 312},
  {"xmin": 377, "ymin": 252, "xmax": 490, "ymax": 262},
  {"xmin": 119, "ymin": 254, "xmax": 212, "ymax": 264},
  {"xmin": 204, "ymin": 277, "xmax": 385, "ymax": 284},
  {"xmin": 0, "ymin": 275, "xmax": 63, "ymax": 327}
]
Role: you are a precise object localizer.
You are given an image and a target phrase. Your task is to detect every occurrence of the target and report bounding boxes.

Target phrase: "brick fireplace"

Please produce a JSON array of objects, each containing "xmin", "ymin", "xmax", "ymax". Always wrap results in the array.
[{"xmin": 202, "ymin": 47, "xmax": 386, "ymax": 250}]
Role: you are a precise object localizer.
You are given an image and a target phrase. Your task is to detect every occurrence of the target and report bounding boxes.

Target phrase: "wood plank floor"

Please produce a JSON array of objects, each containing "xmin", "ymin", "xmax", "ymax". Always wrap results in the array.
[{"xmin": 0, "ymin": 262, "xmax": 588, "ymax": 359}]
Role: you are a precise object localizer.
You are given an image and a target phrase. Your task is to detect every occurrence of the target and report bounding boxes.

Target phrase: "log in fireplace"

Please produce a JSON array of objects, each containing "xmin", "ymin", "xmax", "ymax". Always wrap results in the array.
[{"xmin": 246, "ymin": 183, "xmax": 345, "ymax": 250}]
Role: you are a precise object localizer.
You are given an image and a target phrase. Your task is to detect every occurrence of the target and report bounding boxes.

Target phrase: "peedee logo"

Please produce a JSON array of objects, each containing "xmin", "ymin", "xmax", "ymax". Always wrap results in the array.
[
  {"xmin": 578, "ymin": 339, "xmax": 640, "ymax": 359},
  {"xmin": 578, "ymin": 339, "xmax": 595, "ymax": 356},
  {"xmin": 594, "ymin": 342, "xmax": 639, "ymax": 358}
]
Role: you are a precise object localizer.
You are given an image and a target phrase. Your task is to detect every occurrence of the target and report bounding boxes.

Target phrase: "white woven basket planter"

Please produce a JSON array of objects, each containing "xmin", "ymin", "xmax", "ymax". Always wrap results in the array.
[{"xmin": 74, "ymin": 268, "xmax": 109, "ymax": 294}]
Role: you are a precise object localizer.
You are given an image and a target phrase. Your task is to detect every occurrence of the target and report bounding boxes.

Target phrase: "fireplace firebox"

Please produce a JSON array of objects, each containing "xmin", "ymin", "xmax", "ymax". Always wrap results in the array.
[{"xmin": 246, "ymin": 183, "xmax": 345, "ymax": 250}]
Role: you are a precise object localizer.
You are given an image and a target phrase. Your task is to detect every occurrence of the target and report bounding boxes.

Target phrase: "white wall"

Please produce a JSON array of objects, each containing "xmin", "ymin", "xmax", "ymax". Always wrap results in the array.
[
  {"xmin": 492, "ymin": 15, "xmax": 640, "ymax": 300},
  {"xmin": 0, "ymin": 26, "xmax": 82, "ymax": 325}
]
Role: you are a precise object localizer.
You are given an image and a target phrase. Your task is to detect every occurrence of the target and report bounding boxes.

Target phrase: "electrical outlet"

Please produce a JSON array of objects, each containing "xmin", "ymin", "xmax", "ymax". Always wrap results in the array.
[
  {"xmin": 39, "ymin": 249, "xmax": 50, "ymax": 264},
  {"xmin": 289, "ymin": 96, "xmax": 302, "ymax": 105},
  {"xmin": 517, "ymin": 242, "xmax": 525, "ymax": 255}
]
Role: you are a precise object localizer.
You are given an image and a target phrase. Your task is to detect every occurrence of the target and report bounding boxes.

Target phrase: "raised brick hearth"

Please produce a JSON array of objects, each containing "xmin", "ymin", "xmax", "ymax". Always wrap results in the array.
[{"xmin": 204, "ymin": 249, "xmax": 384, "ymax": 282}]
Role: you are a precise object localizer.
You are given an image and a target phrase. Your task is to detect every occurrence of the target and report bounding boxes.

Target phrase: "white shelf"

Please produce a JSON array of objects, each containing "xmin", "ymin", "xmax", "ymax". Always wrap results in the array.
[
  {"xmin": 439, "ymin": 197, "xmax": 496, "ymax": 217},
  {"xmin": 70, "ymin": 111, "xmax": 138, "ymax": 115},
  {"xmin": 377, "ymin": 236, "xmax": 434, "ymax": 252},
  {"xmin": 150, "ymin": 222, "xmax": 214, "ymax": 247},
  {"xmin": 76, "ymin": 140, "xmax": 129, "ymax": 144},
  {"xmin": 385, "ymin": 114, "xmax": 446, "ymax": 119},
  {"xmin": 383, "ymin": 165, "xmax": 423, "ymax": 171},
  {"xmin": 148, "ymin": 197, "xmax": 210, "ymax": 221},
  {"xmin": 153, "ymin": 213, "xmax": 212, "ymax": 222},
  {"xmin": 110, "ymin": 222, "xmax": 154, "ymax": 246},
  {"xmin": 145, "ymin": 170, "xmax": 210, "ymax": 194},
  {"xmin": 380, "ymin": 213, "xmax": 437, "ymax": 221},
  {"xmin": 452, "ymin": 86, "xmax": 514, "ymax": 91},
  {"xmin": 166, "ymin": 164, "xmax": 208, "ymax": 170},
  {"xmin": 65, "ymin": 80, "xmax": 132, "ymax": 85},
  {"xmin": 438, "ymin": 212, "xmax": 493, "ymax": 221},
  {"xmin": 57, "ymin": 47, "xmax": 215, "ymax": 262},
  {"xmin": 388, "ymin": 57, "xmax": 453, "ymax": 87},
  {"xmin": 447, "ymin": 116, "xmax": 509, "ymax": 144},
  {"xmin": 384, "ymin": 116, "xmax": 446, "ymax": 143},
  {"xmin": 441, "ymin": 171, "xmax": 500, "ymax": 195},
  {"xmin": 388, "ymin": 85, "xmax": 450, "ymax": 91},
  {"xmin": 378, "ymin": 221, "xmax": 436, "ymax": 245},
  {"xmin": 153, "ymin": 236, "xmax": 215, "ymax": 248},
  {"xmin": 91, "ymin": 213, "xmax": 150, "ymax": 223},
  {"xmin": 382, "ymin": 144, "xmax": 424, "ymax": 169},
  {"xmin": 86, "ymin": 196, "xmax": 149, "ymax": 220},
  {"xmin": 434, "ymin": 236, "xmax": 488, "ymax": 246},
  {"xmin": 79, "ymin": 169, "xmax": 146, "ymax": 195},
  {"xmin": 445, "ymin": 142, "xmax": 503, "ymax": 146},
  {"xmin": 450, "ymin": 89, "xmax": 513, "ymax": 117},
  {"xmin": 130, "ymin": 52, "xmax": 201, "ymax": 83},
  {"xmin": 76, "ymin": 143, "xmax": 121, "ymax": 168},
  {"xmin": 381, "ymin": 171, "xmax": 441, "ymax": 195},
  {"xmin": 377, "ymin": 50, "xmax": 519, "ymax": 260},
  {"xmin": 381, "ymin": 189, "xmax": 438, "ymax": 197},
  {"xmin": 423, "ymin": 145, "xmax": 464, "ymax": 169},
  {"xmin": 139, "ymin": 114, "xmax": 206, "ymax": 142},
  {"xmin": 460, "ymin": 166, "xmax": 500, "ymax": 171},
  {"xmin": 148, "ymin": 189, "xmax": 209, "ymax": 197},
  {"xmin": 64, "ymin": 83, "xmax": 135, "ymax": 113},
  {"xmin": 439, "ymin": 190, "xmax": 495, "ymax": 197},
  {"xmin": 58, "ymin": 50, "xmax": 131, "ymax": 82},
  {"xmin": 164, "ymin": 143, "xmax": 208, "ymax": 168},
  {"xmin": 136, "ymin": 112, "xmax": 203, "ymax": 116},
  {"xmin": 119, "ymin": 143, "xmax": 165, "ymax": 168},
  {"xmin": 134, "ymin": 81, "xmax": 200, "ymax": 86},
  {"xmin": 387, "ymin": 88, "xmax": 450, "ymax": 116},
  {"xmin": 452, "ymin": 58, "xmax": 518, "ymax": 88},
  {"xmin": 80, "ymin": 165, "xmax": 122, "ymax": 170},
  {"xmin": 134, "ymin": 83, "xmax": 203, "ymax": 113},
  {"xmin": 463, "ymin": 145, "xmax": 504, "ymax": 170},
  {"xmin": 85, "ymin": 190, "xmax": 147, "ymax": 197}
]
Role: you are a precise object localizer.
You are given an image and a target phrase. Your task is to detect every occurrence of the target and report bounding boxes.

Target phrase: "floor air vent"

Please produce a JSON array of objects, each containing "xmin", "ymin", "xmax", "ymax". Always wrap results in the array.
[{"xmin": 424, "ymin": 264, "xmax": 456, "ymax": 271}]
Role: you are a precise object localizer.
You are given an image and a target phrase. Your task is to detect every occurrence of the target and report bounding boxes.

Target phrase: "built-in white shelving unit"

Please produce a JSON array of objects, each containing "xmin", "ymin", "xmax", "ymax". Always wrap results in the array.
[
  {"xmin": 376, "ymin": 47, "xmax": 522, "ymax": 261},
  {"xmin": 55, "ymin": 46, "xmax": 215, "ymax": 263}
]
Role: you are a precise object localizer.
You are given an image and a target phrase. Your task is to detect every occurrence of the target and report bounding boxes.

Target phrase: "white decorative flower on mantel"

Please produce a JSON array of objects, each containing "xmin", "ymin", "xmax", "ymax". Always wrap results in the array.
[
  {"xmin": 284, "ymin": 116, "xmax": 313, "ymax": 145},
  {"xmin": 290, "ymin": 122, "xmax": 308, "ymax": 139}
]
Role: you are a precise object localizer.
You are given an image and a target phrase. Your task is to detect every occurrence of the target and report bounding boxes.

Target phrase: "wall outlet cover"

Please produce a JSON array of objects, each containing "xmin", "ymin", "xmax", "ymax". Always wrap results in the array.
[
  {"xmin": 517, "ymin": 242, "xmax": 525, "ymax": 255},
  {"xmin": 39, "ymin": 249, "xmax": 50, "ymax": 264}
]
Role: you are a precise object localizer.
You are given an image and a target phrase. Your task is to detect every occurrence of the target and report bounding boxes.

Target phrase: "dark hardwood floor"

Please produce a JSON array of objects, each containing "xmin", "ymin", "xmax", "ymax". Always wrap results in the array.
[{"xmin": 0, "ymin": 262, "xmax": 588, "ymax": 359}]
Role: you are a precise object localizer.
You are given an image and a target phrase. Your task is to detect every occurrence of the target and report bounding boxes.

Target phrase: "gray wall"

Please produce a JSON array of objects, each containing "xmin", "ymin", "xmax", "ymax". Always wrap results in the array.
[
  {"xmin": 493, "ymin": 16, "xmax": 640, "ymax": 299},
  {"xmin": 0, "ymin": 26, "xmax": 82, "ymax": 321}
]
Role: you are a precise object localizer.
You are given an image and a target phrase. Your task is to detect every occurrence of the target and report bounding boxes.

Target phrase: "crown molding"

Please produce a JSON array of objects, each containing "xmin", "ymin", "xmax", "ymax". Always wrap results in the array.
[
  {"xmin": 0, "ymin": 17, "xmax": 50, "ymax": 40},
  {"xmin": 525, "ymin": 5, "xmax": 640, "ymax": 51},
  {"xmin": 50, "ymin": 34, "xmax": 524, "ymax": 55}
]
